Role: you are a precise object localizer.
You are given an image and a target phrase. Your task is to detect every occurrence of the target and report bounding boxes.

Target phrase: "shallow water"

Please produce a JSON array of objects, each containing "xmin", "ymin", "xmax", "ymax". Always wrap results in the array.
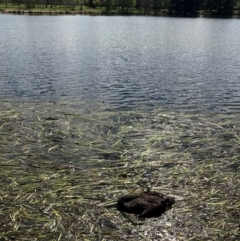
[
  {"xmin": 0, "ymin": 99, "xmax": 239, "ymax": 241},
  {"xmin": 0, "ymin": 15, "xmax": 240, "ymax": 113}
]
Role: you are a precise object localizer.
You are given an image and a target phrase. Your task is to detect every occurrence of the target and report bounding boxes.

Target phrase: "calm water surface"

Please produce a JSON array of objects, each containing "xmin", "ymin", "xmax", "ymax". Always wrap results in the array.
[{"xmin": 0, "ymin": 14, "xmax": 240, "ymax": 113}]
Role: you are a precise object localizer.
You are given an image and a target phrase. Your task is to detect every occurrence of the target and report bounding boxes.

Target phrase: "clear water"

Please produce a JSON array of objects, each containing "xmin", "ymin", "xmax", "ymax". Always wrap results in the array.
[{"xmin": 0, "ymin": 14, "xmax": 240, "ymax": 113}]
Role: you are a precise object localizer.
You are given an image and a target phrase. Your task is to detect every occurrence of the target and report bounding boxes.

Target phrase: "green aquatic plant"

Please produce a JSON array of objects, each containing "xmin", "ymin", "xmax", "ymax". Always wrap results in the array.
[{"xmin": 0, "ymin": 99, "xmax": 239, "ymax": 240}]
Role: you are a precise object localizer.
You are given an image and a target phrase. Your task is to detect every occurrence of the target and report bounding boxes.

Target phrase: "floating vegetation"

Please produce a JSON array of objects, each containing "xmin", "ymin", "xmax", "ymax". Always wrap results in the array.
[{"xmin": 0, "ymin": 99, "xmax": 239, "ymax": 240}]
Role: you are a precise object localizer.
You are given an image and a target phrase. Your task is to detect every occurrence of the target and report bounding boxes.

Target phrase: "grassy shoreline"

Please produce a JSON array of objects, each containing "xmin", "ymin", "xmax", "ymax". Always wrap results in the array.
[
  {"xmin": 0, "ymin": 8, "xmax": 168, "ymax": 16},
  {"xmin": 0, "ymin": 99, "xmax": 239, "ymax": 240},
  {"xmin": 1, "ymin": 4, "xmax": 240, "ymax": 17}
]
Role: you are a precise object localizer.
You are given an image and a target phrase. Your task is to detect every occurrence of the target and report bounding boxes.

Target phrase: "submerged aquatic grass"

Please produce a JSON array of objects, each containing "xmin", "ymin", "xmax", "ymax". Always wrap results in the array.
[{"xmin": 0, "ymin": 99, "xmax": 239, "ymax": 240}]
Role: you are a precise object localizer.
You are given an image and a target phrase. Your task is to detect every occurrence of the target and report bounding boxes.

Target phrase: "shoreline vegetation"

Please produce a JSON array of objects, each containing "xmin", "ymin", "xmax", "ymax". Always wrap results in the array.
[
  {"xmin": 0, "ymin": 99, "xmax": 239, "ymax": 240},
  {"xmin": 1, "ymin": 1, "xmax": 240, "ymax": 17}
]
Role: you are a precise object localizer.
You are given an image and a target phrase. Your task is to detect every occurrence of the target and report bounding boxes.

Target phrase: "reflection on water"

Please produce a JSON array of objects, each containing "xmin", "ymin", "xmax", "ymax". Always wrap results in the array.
[{"xmin": 0, "ymin": 15, "xmax": 240, "ymax": 113}]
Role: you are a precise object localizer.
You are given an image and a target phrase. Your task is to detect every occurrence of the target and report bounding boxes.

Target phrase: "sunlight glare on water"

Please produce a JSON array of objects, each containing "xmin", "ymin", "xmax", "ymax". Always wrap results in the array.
[{"xmin": 0, "ymin": 15, "xmax": 240, "ymax": 113}]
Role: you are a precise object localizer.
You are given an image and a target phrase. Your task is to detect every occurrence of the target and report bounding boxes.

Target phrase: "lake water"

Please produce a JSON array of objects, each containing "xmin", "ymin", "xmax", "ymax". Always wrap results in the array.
[
  {"xmin": 0, "ymin": 14, "xmax": 240, "ymax": 113},
  {"xmin": 1, "ymin": 14, "xmax": 240, "ymax": 241}
]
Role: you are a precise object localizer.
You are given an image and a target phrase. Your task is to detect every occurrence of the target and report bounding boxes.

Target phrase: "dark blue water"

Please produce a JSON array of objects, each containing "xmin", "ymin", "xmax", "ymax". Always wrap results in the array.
[{"xmin": 0, "ymin": 15, "xmax": 240, "ymax": 112}]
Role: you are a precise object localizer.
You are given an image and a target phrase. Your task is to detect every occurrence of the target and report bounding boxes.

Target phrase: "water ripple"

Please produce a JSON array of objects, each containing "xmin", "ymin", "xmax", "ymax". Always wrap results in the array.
[{"xmin": 0, "ymin": 15, "xmax": 240, "ymax": 113}]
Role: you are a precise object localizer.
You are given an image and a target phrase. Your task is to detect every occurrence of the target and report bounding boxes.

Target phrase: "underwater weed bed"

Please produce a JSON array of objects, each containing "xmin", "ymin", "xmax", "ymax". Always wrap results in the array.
[{"xmin": 0, "ymin": 100, "xmax": 239, "ymax": 240}]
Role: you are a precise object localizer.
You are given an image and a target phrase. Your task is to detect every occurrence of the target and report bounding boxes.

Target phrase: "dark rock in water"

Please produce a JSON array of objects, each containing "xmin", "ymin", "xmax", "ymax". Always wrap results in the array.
[{"xmin": 117, "ymin": 191, "xmax": 175, "ymax": 218}]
